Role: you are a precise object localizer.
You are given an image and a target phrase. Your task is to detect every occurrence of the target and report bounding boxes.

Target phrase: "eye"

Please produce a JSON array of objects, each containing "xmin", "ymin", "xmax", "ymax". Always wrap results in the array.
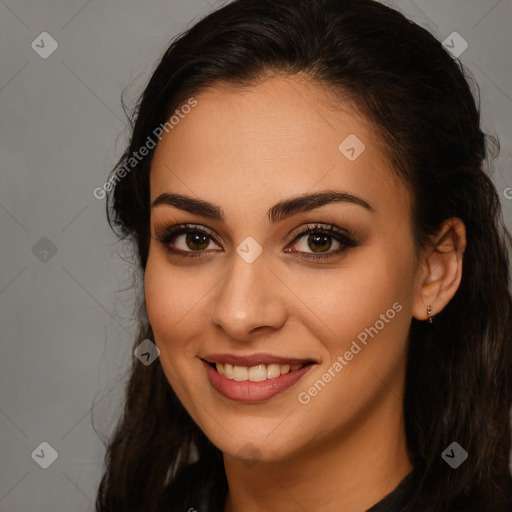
[
  {"xmin": 284, "ymin": 223, "xmax": 360, "ymax": 261},
  {"xmin": 153, "ymin": 222, "xmax": 360, "ymax": 262},
  {"xmin": 153, "ymin": 224, "xmax": 222, "ymax": 258}
]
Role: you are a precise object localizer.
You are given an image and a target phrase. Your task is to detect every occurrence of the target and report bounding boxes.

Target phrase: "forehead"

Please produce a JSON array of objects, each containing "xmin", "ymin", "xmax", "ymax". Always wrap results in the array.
[{"xmin": 149, "ymin": 76, "xmax": 409, "ymax": 222}]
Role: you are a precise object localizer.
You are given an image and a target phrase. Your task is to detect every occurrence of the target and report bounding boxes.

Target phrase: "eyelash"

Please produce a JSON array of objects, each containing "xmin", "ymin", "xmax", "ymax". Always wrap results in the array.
[{"xmin": 153, "ymin": 223, "xmax": 360, "ymax": 262}]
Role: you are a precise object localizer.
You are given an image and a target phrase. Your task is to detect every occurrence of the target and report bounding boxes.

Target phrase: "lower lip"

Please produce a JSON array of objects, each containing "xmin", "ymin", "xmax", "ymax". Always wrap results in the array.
[{"xmin": 202, "ymin": 360, "xmax": 315, "ymax": 403}]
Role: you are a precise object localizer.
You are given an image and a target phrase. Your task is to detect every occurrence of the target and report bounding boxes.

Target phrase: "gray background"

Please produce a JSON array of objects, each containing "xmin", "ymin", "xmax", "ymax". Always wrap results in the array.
[{"xmin": 1, "ymin": 1, "xmax": 511, "ymax": 510}]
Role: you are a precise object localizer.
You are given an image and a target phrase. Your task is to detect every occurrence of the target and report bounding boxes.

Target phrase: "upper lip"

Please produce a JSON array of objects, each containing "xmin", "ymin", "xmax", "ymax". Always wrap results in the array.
[{"xmin": 201, "ymin": 353, "xmax": 317, "ymax": 367}]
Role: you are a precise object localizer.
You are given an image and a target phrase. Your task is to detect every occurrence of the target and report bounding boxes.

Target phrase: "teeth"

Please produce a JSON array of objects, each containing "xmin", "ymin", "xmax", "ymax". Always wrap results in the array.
[
  {"xmin": 249, "ymin": 365, "xmax": 266, "ymax": 382},
  {"xmin": 215, "ymin": 362, "xmax": 305, "ymax": 381},
  {"xmin": 268, "ymin": 363, "xmax": 284, "ymax": 379},
  {"xmin": 233, "ymin": 365, "xmax": 249, "ymax": 381}
]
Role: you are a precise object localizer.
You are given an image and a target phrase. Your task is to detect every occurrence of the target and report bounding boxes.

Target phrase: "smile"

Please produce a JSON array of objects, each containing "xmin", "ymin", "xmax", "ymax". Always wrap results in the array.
[
  {"xmin": 214, "ymin": 362, "xmax": 306, "ymax": 381},
  {"xmin": 201, "ymin": 359, "xmax": 316, "ymax": 402}
]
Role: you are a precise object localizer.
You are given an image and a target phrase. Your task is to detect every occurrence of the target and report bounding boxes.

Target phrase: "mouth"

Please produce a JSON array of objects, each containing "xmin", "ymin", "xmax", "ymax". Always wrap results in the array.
[
  {"xmin": 202, "ymin": 359, "xmax": 315, "ymax": 382},
  {"xmin": 200, "ymin": 355, "xmax": 317, "ymax": 403}
]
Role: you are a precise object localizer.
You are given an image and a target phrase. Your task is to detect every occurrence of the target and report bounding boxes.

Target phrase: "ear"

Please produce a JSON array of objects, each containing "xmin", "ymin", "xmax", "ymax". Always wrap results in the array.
[{"xmin": 412, "ymin": 218, "xmax": 467, "ymax": 322}]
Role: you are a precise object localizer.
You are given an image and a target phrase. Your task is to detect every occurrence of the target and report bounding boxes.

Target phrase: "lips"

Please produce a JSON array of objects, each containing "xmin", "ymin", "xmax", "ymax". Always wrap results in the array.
[{"xmin": 200, "ymin": 354, "xmax": 317, "ymax": 402}]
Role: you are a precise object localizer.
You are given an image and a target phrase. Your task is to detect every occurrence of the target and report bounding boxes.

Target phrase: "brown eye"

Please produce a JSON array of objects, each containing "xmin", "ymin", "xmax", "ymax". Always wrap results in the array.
[
  {"xmin": 307, "ymin": 233, "xmax": 332, "ymax": 253},
  {"xmin": 185, "ymin": 232, "xmax": 210, "ymax": 251},
  {"xmin": 154, "ymin": 224, "xmax": 222, "ymax": 258},
  {"xmin": 291, "ymin": 230, "xmax": 342, "ymax": 255},
  {"xmin": 285, "ymin": 223, "xmax": 360, "ymax": 262}
]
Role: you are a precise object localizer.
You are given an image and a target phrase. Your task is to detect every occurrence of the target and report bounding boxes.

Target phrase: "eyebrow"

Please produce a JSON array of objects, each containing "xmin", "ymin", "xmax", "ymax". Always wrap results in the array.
[{"xmin": 150, "ymin": 190, "xmax": 375, "ymax": 223}]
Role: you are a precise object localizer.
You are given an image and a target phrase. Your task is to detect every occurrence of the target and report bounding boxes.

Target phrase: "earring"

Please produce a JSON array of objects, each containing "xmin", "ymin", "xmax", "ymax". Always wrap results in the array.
[{"xmin": 426, "ymin": 305, "xmax": 433, "ymax": 323}]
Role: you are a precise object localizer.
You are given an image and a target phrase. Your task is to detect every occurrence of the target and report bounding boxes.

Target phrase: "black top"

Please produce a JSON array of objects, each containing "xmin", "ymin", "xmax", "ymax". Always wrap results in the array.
[
  {"xmin": 365, "ymin": 467, "xmax": 420, "ymax": 512},
  {"xmin": 158, "ymin": 461, "xmax": 428, "ymax": 512},
  {"xmin": 157, "ymin": 457, "xmax": 512, "ymax": 511}
]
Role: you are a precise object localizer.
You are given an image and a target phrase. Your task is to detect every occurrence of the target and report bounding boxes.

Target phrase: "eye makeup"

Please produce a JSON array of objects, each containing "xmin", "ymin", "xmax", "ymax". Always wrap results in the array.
[{"xmin": 152, "ymin": 221, "xmax": 361, "ymax": 262}]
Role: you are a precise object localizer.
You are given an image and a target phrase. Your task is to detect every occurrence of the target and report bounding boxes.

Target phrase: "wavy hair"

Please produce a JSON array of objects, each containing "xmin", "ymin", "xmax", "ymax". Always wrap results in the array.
[{"xmin": 95, "ymin": 0, "xmax": 512, "ymax": 510}]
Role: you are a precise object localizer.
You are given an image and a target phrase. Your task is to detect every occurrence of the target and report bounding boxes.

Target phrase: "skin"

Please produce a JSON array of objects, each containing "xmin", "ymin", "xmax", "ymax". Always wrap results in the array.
[{"xmin": 144, "ymin": 75, "xmax": 466, "ymax": 512}]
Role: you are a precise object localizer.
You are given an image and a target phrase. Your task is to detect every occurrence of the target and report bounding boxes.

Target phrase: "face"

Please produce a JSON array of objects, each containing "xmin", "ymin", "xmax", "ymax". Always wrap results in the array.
[{"xmin": 144, "ymin": 75, "xmax": 419, "ymax": 463}]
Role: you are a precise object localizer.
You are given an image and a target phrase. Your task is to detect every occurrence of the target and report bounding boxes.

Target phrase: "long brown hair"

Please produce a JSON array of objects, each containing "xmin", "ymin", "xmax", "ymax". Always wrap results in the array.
[{"xmin": 95, "ymin": 1, "xmax": 512, "ymax": 510}]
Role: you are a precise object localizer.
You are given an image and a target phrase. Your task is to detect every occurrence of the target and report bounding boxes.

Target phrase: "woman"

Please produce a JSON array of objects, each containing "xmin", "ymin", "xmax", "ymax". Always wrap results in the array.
[{"xmin": 95, "ymin": 0, "xmax": 512, "ymax": 511}]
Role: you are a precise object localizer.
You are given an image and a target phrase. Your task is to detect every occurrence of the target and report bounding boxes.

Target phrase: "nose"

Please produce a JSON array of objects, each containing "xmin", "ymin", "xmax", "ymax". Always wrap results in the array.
[{"xmin": 210, "ymin": 253, "xmax": 288, "ymax": 341}]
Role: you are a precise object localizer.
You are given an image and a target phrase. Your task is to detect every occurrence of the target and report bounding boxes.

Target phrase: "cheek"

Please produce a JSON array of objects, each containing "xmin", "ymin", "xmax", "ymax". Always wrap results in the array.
[
  {"xmin": 293, "ymin": 248, "xmax": 409, "ymax": 340},
  {"xmin": 144, "ymin": 257, "xmax": 172, "ymax": 335},
  {"xmin": 279, "ymin": 262, "xmax": 411, "ymax": 442},
  {"xmin": 143, "ymin": 255, "xmax": 205, "ymax": 399},
  {"xmin": 293, "ymin": 246, "xmax": 413, "ymax": 396},
  {"xmin": 143, "ymin": 253, "xmax": 194, "ymax": 349},
  {"xmin": 143, "ymin": 249, "xmax": 222, "ymax": 369}
]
